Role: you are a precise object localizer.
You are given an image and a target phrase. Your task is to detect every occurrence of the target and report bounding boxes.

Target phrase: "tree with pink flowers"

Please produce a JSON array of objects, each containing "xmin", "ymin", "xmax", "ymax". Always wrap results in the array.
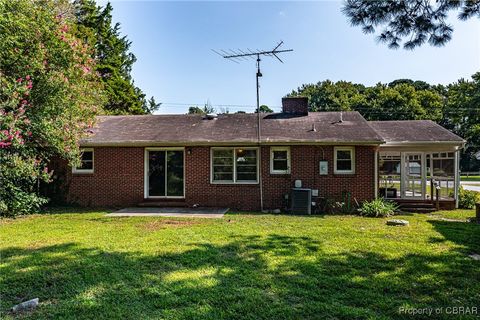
[{"xmin": 0, "ymin": 0, "xmax": 104, "ymax": 216}]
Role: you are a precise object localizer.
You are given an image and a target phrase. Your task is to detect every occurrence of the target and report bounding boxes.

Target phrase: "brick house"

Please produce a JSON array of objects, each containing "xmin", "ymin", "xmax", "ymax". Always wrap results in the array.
[{"xmin": 56, "ymin": 97, "xmax": 465, "ymax": 211}]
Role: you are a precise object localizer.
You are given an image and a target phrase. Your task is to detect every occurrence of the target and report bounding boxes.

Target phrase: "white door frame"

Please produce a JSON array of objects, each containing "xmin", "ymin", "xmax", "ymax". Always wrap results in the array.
[
  {"xmin": 144, "ymin": 147, "xmax": 185, "ymax": 199},
  {"xmin": 401, "ymin": 152, "xmax": 426, "ymax": 200}
]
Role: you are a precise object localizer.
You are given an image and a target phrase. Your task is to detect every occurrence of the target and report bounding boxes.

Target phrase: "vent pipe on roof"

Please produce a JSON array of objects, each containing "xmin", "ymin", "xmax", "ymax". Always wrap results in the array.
[
  {"xmin": 339, "ymin": 111, "xmax": 343, "ymax": 123},
  {"xmin": 311, "ymin": 123, "xmax": 316, "ymax": 132}
]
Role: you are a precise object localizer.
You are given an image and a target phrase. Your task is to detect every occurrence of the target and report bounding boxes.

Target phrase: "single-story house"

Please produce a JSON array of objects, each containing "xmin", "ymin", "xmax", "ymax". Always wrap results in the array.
[{"xmin": 53, "ymin": 97, "xmax": 465, "ymax": 211}]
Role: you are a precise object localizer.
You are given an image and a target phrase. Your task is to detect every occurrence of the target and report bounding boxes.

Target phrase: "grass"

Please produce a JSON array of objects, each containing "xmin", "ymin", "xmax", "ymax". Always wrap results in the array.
[
  {"xmin": 1, "ymin": 208, "xmax": 479, "ymax": 319},
  {"xmin": 461, "ymin": 175, "xmax": 480, "ymax": 182}
]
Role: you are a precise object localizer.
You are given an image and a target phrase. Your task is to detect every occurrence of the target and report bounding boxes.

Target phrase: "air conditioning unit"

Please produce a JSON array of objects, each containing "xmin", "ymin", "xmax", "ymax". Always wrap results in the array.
[{"xmin": 291, "ymin": 188, "xmax": 312, "ymax": 215}]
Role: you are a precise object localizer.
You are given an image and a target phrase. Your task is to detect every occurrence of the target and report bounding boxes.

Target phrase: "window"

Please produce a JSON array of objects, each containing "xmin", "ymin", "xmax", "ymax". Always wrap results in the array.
[
  {"xmin": 334, "ymin": 147, "xmax": 355, "ymax": 174},
  {"xmin": 73, "ymin": 148, "xmax": 94, "ymax": 173},
  {"xmin": 270, "ymin": 147, "xmax": 290, "ymax": 174},
  {"xmin": 211, "ymin": 148, "xmax": 258, "ymax": 183}
]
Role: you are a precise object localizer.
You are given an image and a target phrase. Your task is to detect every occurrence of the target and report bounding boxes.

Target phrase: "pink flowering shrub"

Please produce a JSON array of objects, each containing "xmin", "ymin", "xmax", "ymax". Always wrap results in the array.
[{"xmin": 0, "ymin": 0, "xmax": 104, "ymax": 216}]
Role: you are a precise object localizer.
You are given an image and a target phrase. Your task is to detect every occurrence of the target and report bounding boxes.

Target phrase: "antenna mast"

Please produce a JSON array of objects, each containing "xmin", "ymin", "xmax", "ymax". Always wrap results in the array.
[
  {"xmin": 213, "ymin": 41, "xmax": 293, "ymax": 136},
  {"xmin": 213, "ymin": 41, "xmax": 293, "ymax": 211}
]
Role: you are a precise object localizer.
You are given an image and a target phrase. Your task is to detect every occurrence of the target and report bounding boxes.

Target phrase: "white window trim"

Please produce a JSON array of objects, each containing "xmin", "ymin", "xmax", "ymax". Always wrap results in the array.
[
  {"xmin": 210, "ymin": 147, "xmax": 259, "ymax": 184},
  {"xmin": 270, "ymin": 147, "xmax": 291, "ymax": 174},
  {"xmin": 334, "ymin": 146, "xmax": 355, "ymax": 174},
  {"xmin": 72, "ymin": 148, "xmax": 94, "ymax": 174}
]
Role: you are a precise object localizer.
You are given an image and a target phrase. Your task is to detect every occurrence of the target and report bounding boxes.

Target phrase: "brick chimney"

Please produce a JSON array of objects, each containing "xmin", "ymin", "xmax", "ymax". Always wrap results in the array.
[{"xmin": 282, "ymin": 97, "xmax": 309, "ymax": 115}]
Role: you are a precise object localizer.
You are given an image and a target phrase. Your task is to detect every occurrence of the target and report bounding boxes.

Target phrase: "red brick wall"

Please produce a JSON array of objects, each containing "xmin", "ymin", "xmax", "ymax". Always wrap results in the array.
[
  {"xmin": 63, "ymin": 147, "xmax": 145, "ymax": 207},
  {"xmin": 60, "ymin": 145, "xmax": 376, "ymax": 210}
]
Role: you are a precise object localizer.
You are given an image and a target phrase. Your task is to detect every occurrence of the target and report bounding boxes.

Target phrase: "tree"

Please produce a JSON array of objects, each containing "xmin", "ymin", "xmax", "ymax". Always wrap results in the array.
[
  {"xmin": 288, "ymin": 80, "xmax": 366, "ymax": 112},
  {"xmin": 288, "ymin": 79, "xmax": 444, "ymax": 121},
  {"xmin": 0, "ymin": 0, "xmax": 103, "ymax": 216},
  {"xmin": 343, "ymin": 0, "xmax": 480, "ymax": 50},
  {"xmin": 256, "ymin": 105, "xmax": 274, "ymax": 113},
  {"xmin": 442, "ymin": 73, "xmax": 480, "ymax": 171},
  {"xmin": 188, "ymin": 100, "xmax": 215, "ymax": 114},
  {"xmin": 146, "ymin": 96, "xmax": 161, "ymax": 114},
  {"xmin": 72, "ymin": 0, "xmax": 157, "ymax": 114}
]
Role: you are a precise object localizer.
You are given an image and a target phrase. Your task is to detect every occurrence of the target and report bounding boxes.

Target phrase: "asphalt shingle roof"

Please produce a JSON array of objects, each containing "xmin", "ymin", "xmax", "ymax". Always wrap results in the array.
[
  {"xmin": 368, "ymin": 120, "xmax": 464, "ymax": 144},
  {"xmin": 80, "ymin": 112, "xmax": 385, "ymax": 146}
]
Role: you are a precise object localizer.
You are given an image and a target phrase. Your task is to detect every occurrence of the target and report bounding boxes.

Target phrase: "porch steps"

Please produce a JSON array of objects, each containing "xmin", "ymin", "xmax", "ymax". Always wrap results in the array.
[
  {"xmin": 395, "ymin": 201, "xmax": 436, "ymax": 213},
  {"xmin": 138, "ymin": 199, "xmax": 187, "ymax": 208}
]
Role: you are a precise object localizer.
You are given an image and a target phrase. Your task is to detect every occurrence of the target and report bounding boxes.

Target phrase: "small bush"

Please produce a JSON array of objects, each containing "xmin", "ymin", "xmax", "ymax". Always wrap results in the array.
[
  {"xmin": 358, "ymin": 198, "xmax": 398, "ymax": 217},
  {"xmin": 458, "ymin": 186, "xmax": 479, "ymax": 209}
]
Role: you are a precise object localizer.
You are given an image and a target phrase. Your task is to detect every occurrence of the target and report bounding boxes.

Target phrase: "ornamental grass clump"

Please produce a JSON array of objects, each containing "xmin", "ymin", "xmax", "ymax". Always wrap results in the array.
[{"xmin": 358, "ymin": 198, "xmax": 399, "ymax": 217}]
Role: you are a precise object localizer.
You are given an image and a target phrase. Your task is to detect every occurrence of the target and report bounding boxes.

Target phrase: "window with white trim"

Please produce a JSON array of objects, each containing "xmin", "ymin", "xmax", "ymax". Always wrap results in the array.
[
  {"xmin": 270, "ymin": 147, "xmax": 290, "ymax": 174},
  {"xmin": 211, "ymin": 148, "xmax": 258, "ymax": 183},
  {"xmin": 73, "ymin": 149, "xmax": 94, "ymax": 173},
  {"xmin": 334, "ymin": 147, "xmax": 355, "ymax": 174}
]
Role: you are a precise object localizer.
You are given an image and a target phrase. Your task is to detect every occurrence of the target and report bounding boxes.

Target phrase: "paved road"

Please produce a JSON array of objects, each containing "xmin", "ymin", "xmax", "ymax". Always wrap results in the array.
[{"xmin": 461, "ymin": 181, "xmax": 480, "ymax": 192}]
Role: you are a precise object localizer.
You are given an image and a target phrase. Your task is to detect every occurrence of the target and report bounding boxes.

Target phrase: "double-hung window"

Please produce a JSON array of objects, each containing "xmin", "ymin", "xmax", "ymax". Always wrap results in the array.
[
  {"xmin": 270, "ymin": 147, "xmax": 290, "ymax": 174},
  {"xmin": 334, "ymin": 147, "xmax": 355, "ymax": 174},
  {"xmin": 211, "ymin": 148, "xmax": 258, "ymax": 183},
  {"xmin": 73, "ymin": 148, "xmax": 94, "ymax": 173}
]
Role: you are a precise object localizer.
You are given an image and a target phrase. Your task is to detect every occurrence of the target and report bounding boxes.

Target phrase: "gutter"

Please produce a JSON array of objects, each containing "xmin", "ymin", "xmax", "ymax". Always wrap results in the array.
[{"xmin": 79, "ymin": 140, "xmax": 386, "ymax": 147}]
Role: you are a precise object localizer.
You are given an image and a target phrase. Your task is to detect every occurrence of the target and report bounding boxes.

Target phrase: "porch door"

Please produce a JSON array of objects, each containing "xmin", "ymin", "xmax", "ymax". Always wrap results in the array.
[
  {"xmin": 147, "ymin": 149, "xmax": 184, "ymax": 198},
  {"xmin": 402, "ymin": 153, "xmax": 425, "ymax": 199}
]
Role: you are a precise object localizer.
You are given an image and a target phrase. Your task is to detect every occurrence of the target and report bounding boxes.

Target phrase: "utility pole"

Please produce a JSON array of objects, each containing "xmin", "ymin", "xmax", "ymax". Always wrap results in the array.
[{"xmin": 213, "ymin": 41, "xmax": 293, "ymax": 211}]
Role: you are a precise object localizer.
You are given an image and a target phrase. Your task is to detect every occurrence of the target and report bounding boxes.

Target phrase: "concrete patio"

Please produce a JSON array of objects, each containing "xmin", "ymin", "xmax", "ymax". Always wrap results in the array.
[{"xmin": 105, "ymin": 207, "xmax": 228, "ymax": 218}]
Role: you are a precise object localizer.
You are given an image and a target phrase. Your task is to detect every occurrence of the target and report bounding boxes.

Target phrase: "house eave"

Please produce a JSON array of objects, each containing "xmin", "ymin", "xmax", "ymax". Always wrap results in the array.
[
  {"xmin": 79, "ymin": 140, "xmax": 385, "ymax": 147},
  {"xmin": 380, "ymin": 140, "xmax": 465, "ymax": 147}
]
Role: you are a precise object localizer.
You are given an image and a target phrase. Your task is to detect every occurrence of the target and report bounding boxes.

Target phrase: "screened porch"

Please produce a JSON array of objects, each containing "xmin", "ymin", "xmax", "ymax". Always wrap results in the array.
[{"xmin": 378, "ymin": 151, "xmax": 459, "ymax": 203}]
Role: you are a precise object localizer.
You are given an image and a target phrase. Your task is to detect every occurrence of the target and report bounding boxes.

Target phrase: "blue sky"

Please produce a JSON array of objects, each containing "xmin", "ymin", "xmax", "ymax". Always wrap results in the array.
[{"xmin": 102, "ymin": 1, "xmax": 480, "ymax": 114}]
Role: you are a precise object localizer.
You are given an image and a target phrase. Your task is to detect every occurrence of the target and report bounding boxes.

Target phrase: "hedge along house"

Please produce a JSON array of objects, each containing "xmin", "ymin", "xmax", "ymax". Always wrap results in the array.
[{"xmin": 57, "ymin": 97, "xmax": 465, "ymax": 211}]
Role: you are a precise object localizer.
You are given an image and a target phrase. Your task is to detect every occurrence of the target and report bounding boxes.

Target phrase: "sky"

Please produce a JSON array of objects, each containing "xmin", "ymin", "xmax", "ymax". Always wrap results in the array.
[{"xmin": 101, "ymin": 1, "xmax": 480, "ymax": 114}]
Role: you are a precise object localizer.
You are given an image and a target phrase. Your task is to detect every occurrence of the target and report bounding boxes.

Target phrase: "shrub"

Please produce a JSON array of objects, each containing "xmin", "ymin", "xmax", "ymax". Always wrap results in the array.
[
  {"xmin": 458, "ymin": 186, "xmax": 479, "ymax": 209},
  {"xmin": 0, "ymin": 0, "xmax": 103, "ymax": 217},
  {"xmin": 358, "ymin": 198, "xmax": 398, "ymax": 217}
]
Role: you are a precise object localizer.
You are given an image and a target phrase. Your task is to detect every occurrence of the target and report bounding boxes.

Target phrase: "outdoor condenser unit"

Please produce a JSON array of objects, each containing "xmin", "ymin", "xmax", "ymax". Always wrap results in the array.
[{"xmin": 290, "ymin": 188, "xmax": 312, "ymax": 215}]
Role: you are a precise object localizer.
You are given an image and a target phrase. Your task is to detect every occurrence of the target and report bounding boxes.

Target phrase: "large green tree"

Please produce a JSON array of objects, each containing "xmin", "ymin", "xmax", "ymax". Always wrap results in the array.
[
  {"xmin": 0, "ymin": 0, "xmax": 104, "ymax": 216},
  {"xmin": 343, "ymin": 0, "xmax": 480, "ymax": 50},
  {"xmin": 73, "ymin": 0, "xmax": 159, "ymax": 114},
  {"xmin": 442, "ymin": 73, "xmax": 480, "ymax": 171},
  {"xmin": 288, "ymin": 80, "xmax": 443, "ymax": 121}
]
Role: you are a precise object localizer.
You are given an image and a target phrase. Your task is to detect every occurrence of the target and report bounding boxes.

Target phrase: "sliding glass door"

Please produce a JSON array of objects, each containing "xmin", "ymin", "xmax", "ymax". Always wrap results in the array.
[{"xmin": 147, "ymin": 149, "xmax": 184, "ymax": 198}]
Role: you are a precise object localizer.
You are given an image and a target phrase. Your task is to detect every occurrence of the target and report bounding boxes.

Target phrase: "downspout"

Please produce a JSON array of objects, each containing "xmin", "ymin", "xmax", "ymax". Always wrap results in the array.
[{"xmin": 374, "ymin": 147, "xmax": 378, "ymax": 199}]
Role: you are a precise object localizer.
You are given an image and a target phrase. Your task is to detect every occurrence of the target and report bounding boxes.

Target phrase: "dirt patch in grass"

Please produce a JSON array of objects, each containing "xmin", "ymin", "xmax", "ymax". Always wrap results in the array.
[{"xmin": 141, "ymin": 219, "xmax": 201, "ymax": 231}]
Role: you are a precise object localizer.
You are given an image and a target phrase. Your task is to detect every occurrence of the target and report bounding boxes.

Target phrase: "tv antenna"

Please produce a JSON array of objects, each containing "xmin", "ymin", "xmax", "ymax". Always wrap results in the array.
[
  {"xmin": 212, "ymin": 40, "xmax": 293, "ymax": 135},
  {"xmin": 212, "ymin": 41, "xmax": 293, "ymax": 212}
]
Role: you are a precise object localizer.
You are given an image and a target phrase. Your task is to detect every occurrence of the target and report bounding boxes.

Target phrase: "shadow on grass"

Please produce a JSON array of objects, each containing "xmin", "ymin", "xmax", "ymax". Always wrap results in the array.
[
  {"xmin": 1, "ymin": 234, "xmax": 479, "ymax": 319},
  {"xmin": 429, "ymin": 219, "xmax": 480, "ymax": 254}
]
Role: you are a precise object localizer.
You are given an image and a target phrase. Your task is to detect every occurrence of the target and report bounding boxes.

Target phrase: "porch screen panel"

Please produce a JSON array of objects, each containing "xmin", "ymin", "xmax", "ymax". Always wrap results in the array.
[
  {"xmin": 166, "ymin": 151, "xmax": 184, "ymax": 197},
  {"xmin": 236, "ymin": 149, "xmax": 257, "ymax": 182},
  {"xmin": 149, "ymin": 151, "xmax": 166, "ymax": 196},
  {"xmin": 378, "ymin": 152, "xmax": 401, "ymax": 199},
  {"xmin": 431, "ymin": 152, "xmax": 455, "ymax": 199},
  {"xmin": 212, "ymin": 149, "xmax": 234, "ymax": 182}
]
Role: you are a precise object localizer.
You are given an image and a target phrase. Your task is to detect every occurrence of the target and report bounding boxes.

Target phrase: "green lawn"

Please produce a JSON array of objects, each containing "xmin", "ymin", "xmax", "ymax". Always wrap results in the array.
[
  {"xmin": 1, "ymin": 208, "xmax": 479, "ymax": 319},
  {"xmin": 461, "ymin": 175, "xmax": 480, "ymax": 182}
]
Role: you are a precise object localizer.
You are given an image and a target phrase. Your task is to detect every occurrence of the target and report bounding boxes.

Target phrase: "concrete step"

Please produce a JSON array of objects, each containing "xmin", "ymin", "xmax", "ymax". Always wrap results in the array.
[
  {"xmin": 398, "ymin": 203, "xmax": 435, "ymax": 209},
  {"xmin": 138, "ymin": 199, "xmax": 187, "ymax": 207},
  {"xmin": 400, "ymin": 207, "xmax": 437, "ymax": 213}
]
